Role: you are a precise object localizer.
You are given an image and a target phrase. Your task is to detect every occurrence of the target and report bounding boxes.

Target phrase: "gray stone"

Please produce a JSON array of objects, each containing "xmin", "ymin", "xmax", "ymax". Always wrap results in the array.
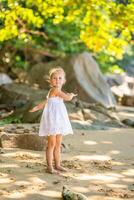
[
  {"xmin": 62, "ymin": 186, "xmax": 88, "ymax": 200},
  {"xmin": 0, "ymin": 73, "xmax": 12, "ymax": 85}
]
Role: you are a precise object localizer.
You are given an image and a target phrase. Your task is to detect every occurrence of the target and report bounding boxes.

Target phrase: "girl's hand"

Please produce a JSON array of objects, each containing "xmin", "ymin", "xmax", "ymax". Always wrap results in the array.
[
  {"xmin": 29, "ymin": 100, "xmax": 47, "ymax": 112},
  {"xmin": 70, "ymin": 93, "xmax": 78, "ymax": 98},
  {"xmin": 29, "ymin": 106, "xmax": 39, "ymax": 112}
]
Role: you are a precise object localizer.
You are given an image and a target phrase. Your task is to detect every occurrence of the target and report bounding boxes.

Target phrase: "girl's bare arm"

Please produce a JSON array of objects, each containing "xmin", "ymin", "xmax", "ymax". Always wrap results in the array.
[
  {"xmin": 56, "ymin": 89, "xmax": 77, "ymax": 101},
  {"xmin": 29, "ymin": 100, "xmax": 47, "ymax": 112}
]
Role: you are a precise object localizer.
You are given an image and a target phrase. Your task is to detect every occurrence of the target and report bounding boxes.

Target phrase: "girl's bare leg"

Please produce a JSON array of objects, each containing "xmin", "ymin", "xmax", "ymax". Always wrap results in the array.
[
  {"xmin": 46, "ymin": 135, "xmax": 58, "ymax": 173},
  {"xmin": 54, "ymin": 134, "xmax": 67, "ymax": 172}
]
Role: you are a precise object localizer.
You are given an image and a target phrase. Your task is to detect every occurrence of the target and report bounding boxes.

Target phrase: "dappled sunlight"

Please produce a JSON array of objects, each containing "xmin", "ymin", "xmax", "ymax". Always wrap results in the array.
[
  {"xmin": 73, "ymin": 154, "xmax": 111, "ymax": 161},
  {"xmin": 2, "ymin": 178, "xmax": 49, "ymax": 199},
  {"xmin": 19, "ymin": 159, "xmax": 41, "ymax": 164},
  {"xmin": 0, "ymin": 172, "xmax": 13, "ymax": 185},
  {"xmin": 72, "ymin": 119, "xmax": 92, "ymax": 125},
  {"xmin": 0, "ymin": 163, "xmax": 20, "ymax": 168},
  {"xmin": 122, "ymin": 177, "xmax": 134, "ymax": 183},
  {"xmin": 111, "ymin": 161, "xmax": 124, "ymax": 166},
  {"xmin": 71, "ymin": 186, "xmax": 89, "ymax": 193},
  {"xmin": 0, "ymin": 177, "xmax": 13, "ymax": 184},
  {"xmin": 84, "ymin": 140, "xmax": 97, "ymax": 145},
  {"xmin": 0, "ymin": 126, "xmax": 4, "ymax": 130},
  {"xmin": 118, "ymin": 111, "xmax": 134, "ymax": 118},
  {"xmin": 3, "ymin": 151, "xmax": 41, "ymax": 159},
  {"xmin": 29, "ymin": 176, "xmax": 47, "ymax": 184},
  {"xmin": 109, "ymin": 150, "xmax": 120, "ymax": 155},
  {"xmin": 4, "ymin": 191, "xmax": 26, "ymax": 198},
  {"xmin": 103, "ymin": 172, "xmax": 124, "ymax": 178},
  {"xmin": 73, "ymin": 173, "xmax": 119, "ymax": 182},
  {"xmin": 106, "ymin": 183, "xmax": 128, "ymax": 189},
  {"xmin": 38, "ymin": 190, "xmax": 61, "ymax": 198},
  {"xmin": 15, "ymin": 180, "xmax": 31, "ymax": 186},
  {"xmin": 122, "ymin": 169, "xmax": 134, "ymax": 176},
  {"xmin": 2, "ymin": 186, "xmax": 61, "ymax": 199},
  {"xmin": 0, "ymin": 127, "xmax": 133, "ymax": 200},
  {"xmin": 1, "ymin": 151, "xmax": 42, "ymax": 165},
  {"xmin": 105, "ymin": 128, "xmax": 128, "ymax": 133},
  {"xmin": 100, "ymin": 141, "xmax": 113, "ymax": 144},
  {"xmin": 87, "ymin": 195, "xmax": 122, "ymax": 200}
]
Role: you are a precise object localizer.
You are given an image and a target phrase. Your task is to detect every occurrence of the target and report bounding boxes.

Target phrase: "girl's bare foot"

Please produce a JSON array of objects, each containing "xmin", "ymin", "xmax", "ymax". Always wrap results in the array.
[
  {"xmin": 55, "ymin": 166, "xmax": 68, "ymax": 172},
  {"xmin": 46, "ymin": 167, "xmax": 59, "ymax": 174}
]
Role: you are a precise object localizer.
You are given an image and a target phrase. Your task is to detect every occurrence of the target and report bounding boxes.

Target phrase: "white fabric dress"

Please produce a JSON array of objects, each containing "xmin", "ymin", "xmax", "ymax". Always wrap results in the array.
[{"xmin": 39, "ymin": 96, "xmax": 73, "ymax": 136}]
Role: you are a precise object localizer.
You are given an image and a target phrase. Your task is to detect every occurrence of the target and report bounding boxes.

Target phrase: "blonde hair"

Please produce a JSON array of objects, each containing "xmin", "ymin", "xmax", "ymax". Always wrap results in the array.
[{"xmin": 47, "ymin": 67, "xmax": 66, "ymax": 85}]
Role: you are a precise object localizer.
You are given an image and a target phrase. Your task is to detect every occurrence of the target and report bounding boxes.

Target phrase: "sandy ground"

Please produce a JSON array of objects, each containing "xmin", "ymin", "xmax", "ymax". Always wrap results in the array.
[{"xmin": 0, "ymin": 128, "xmax": 134, "ymax": 200}]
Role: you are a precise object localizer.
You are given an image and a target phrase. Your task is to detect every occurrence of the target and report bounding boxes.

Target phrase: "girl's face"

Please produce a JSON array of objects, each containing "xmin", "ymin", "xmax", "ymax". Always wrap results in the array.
[{"xmin": 50, "ymin": 71, "xmax": 65, "ymax": 88}]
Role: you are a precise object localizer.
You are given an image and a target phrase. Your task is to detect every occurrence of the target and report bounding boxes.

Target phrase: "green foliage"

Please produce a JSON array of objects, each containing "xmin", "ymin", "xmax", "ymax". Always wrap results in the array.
[
  {"xmin": 0, "ymin": 115, "xmax": 22, "ymax": 125},
  {"xmin": 96, "ymin": 52, "xmax": 125, "ymax": 73},
  {"xmin": 15, "ymin": 55, "xmax": 29, "ymax": 70},
  {"xmin": 109, "ymin": 65, "xmax": 124, "ymax": 74},
  {"xmin": 0, "ymin": 0, "xmax": 134, "ymax": 69},
  {"xmin": 45, "ymin": 21, "xmax": 86, "ymax": 53},
  {"xmin": 117, "ymin": 45, "xmax": 134, "ymax": 70}
]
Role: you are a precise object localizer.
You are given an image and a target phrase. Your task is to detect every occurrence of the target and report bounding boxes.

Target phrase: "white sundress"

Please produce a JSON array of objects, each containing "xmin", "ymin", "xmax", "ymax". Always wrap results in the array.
[{"xmin": 39, "ymin": 96, "xmax": 73, "ymax": 136}]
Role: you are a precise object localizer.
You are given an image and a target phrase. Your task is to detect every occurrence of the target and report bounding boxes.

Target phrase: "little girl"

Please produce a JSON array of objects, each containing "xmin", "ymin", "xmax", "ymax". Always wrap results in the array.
[{"xmin": 30, "ymin": 67, "xmax": 77, "ymax": 174}]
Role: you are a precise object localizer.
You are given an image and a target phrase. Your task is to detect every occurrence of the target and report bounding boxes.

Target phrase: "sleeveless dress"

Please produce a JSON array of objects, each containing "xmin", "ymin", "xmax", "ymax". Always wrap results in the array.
[{"xmin": 39, "ymin": 96, "xmax": 73, "ymax": 136}]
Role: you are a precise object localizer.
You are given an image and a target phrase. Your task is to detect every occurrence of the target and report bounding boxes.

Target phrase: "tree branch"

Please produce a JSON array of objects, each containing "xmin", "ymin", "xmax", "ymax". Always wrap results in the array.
[
  {"xmin": 20, "ymin": 28, "xmax": 48, "ymax": 40},
  {"xmin": 17, "ymin": 18, "xmax": 48, "ymax": 40}
]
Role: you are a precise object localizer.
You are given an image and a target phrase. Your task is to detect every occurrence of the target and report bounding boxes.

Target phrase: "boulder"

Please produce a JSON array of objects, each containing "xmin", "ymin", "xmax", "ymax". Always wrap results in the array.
[
  {"xmin": 62, "ymin": 186, "xmax": 88, "ymax": 200},
  {"xmin": 107, "ymin": 73, "xmax": 134, "ymax": 106},
  {"xmin": 0, "ymin": 73, "xmax": 12, "ymax": 85},
  {"xmin": 0, "ymin": 83, "xmax": 78, "ymax": 123},
  {"xmin": 26, "ymin": 52, "xmax": 116, "ymax": 108},
  {"xmin": 0, "ymin": 83, "xmax": 47, "ymax": 123},
  {"xmin": 1, "ymin": 124, "xmax": 71, "ymax": 151}
]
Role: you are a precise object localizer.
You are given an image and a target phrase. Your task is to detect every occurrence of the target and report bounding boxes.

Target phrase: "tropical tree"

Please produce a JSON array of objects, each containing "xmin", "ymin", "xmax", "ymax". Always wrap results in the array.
[{"xmin": 0, "ymin": 0, "xmax": 134, "ymax": 70}]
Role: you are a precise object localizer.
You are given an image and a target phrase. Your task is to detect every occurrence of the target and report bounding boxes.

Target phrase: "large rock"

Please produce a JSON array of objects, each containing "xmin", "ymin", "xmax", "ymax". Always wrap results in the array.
[
  {"xmin": 27, "ymin": 52, "xmax": 116, "ymax": 108},
  {"xmin": 0, "ymin": 73, "xmax": 12, "ymax": 85},
  {"xmin": 62, "ymin": 186, "xmax": 88, "ymax": 200},
  {"xmin": 106, "ymin": 73, "xmax": 134, "ymax": 106},
  {"xmin": 0, "ymin": 83, "xmax": 47, "ymax": 123},
  {"xmin": 0, "ymin": 83, "xmax": 77, "ymax": 123},
  {"xmin": 0, "ymin": 124, "xmax": 44, "ymax": 150},
  {"xmin": 73, "ymin": 52, "xmax": 116, "ymax": 108}
]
